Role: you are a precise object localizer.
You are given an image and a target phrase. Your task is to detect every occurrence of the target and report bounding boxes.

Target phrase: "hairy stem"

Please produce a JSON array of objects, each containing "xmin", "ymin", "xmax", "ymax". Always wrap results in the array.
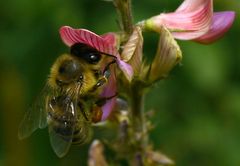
[
  {"xmin": 114, "ymin": 0, "xmax": 148, "ymax": 165},
  {"xmin": 130, "ymin": 81, "xmax": 148, "ymax": 150},
  {"xmin": 114, "ymin": 0, "xmax": 134, "ymax": 35}
]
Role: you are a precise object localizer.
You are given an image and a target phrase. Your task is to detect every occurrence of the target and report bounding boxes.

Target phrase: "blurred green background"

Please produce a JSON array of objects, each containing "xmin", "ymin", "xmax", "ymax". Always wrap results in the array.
[{"xmin": 0, "ymin": 0, "xmax": 239, "ymax": 165}]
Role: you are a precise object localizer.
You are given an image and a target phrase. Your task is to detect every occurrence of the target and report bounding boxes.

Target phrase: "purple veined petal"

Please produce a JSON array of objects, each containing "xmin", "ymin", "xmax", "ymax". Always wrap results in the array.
[
  {"xmin": 101, "ymin": 98, "xmax": 116, "ymax": 121},
  {"xmin": 100, "ymin": 68, "xmax": 117, "ymax": 121},
  {"xmin": 117, "ymin": 58, "xmax": 134, "ymax": 82},
  {"xmin": 59, "ymin": 26, "xmax": 119, "ymax": 57},
  {"xmin": 194, "ymin": 11, "xmax": 235, "ymax": 44},
  {"xmin": 176, "ymin": 0, "xmax": 211, "ymax": 13}
]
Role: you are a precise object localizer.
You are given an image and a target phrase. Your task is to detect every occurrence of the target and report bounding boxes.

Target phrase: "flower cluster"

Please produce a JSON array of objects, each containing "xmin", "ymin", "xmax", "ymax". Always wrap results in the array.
[{"xmin": 59, "ymin": 0, "xmax": 235, "ymax": 121}]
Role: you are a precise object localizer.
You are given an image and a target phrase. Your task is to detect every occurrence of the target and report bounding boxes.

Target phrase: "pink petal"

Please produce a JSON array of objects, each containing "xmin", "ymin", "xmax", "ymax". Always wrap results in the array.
[
  {"xmin": 176, "ymin": 0, "xmax": 210, "ymax": 13},
  {"xmin": 101, "ymin": 98, "xmax": 116, "ymax": 121},
  {"xmin": 171, "ymin": 0, "xmax": 212, "ymax": 39},
  {"xmin": 117, "ymin": 59, "xmax": 134, "ymax": 82},
  {"xmin": 194, "ymin": 11, "xmax": 235, "ymax": 44},
  {"xmin": 100, "ymin": 68, "xmax": 117, "ymax": 121},
  {"xmin": 149, "ymin": 0, "xmax": 213, "ymax": 40},
  {"xmin": 101, "ymin": 32, "xmax": 118, "ymax": 47},
  {"xmin": 59, "ymin": 26, "xmax": 119, "ymax": 57}
]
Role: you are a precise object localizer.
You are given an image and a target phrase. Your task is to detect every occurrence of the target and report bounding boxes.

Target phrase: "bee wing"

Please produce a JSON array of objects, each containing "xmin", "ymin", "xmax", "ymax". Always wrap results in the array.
[
  {"xmin": 18, "ymin": 85, "xmax": 50, "ymax": 140},
  {"xmin": 48, "ymin": 123, "xmax": 74, "ymax": 158},
  {"xmin": 47, "ymin": 95, "xmax": 78, "ymax": 158}
]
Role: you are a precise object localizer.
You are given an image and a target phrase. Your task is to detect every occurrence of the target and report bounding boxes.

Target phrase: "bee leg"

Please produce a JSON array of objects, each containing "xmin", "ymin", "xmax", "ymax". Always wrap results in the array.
[
  {"xmin": 89, "ymin": 76, "xmax": 107, "ymax": 92},
  {"xmin": 94, "ymin": 60, "xmax": 116, "ymax": 87},
  {"xmin": 90, "ymin": 60, "xmax": 116, "ymax": 93},
  {"xmin": 91, "ymin": 106, "xmax": 103, "ymax": 123},
  {"xmin": 91, "ymin": 93, "xmax": 118, "ymax": 123},
  {"xmin": 95, "ymin": 76, "xmax": 108, "ymax": 87},
  {"xmin": 78, "ymin": 101, "xmax": 89, "ymax": 121},
  {"xmin": 95, "ymin": 93, "xmax": 118, "ymax": 107}
]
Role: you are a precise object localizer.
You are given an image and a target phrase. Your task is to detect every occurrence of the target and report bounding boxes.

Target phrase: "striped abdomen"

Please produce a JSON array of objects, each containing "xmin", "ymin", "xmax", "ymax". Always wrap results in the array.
[{"xmin": 47, "ymin": 95, "xmax": 92, "ymax": 145}]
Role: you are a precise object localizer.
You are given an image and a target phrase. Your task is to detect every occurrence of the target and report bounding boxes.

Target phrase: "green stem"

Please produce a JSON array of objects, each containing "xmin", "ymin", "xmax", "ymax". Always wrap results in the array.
[{"xmin": 130, "ymin": 82, "xmax": 148, "ymax": 149}]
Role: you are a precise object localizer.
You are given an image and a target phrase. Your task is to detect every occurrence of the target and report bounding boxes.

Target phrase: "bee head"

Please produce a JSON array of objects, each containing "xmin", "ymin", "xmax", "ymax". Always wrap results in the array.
[
  {"xmin": 48, "ymin": 54, "xmax": 101, "ymax": 96},
  {"xmin": 48, "ymin": 43, "xmax": 114, "ymax": 95}
]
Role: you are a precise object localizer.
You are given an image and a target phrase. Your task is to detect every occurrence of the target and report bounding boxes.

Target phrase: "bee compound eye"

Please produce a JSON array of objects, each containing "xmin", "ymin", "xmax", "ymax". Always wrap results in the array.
[
  {"xmin": 89, "ymin": 53, "xmax": 101, "ymax": 63},
  {"xmin": 70, "ymin": 43, "xmax": 85, "ymax": 56},
  {"xmin": 81, "ymin": 52, "xmax": 101, "ymax": 64},
  {"xmin": 70, "ymin": 43, "xmax": 101, "ymax": 64}
]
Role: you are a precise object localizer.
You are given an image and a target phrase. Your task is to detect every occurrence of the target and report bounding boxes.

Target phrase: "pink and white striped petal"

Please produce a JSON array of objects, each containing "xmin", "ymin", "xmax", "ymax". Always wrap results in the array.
[
  {"xmin": 146, "ymin": 0, "xmax": 213, "ymax": 40},
  {"xmin": 194, "ymin": 11, "xmax": 235, "ymax": 44},
  {"xmin": 59, "ymin": 26, "xmax": 119, "ymax": 57},
  {"xmin": 176, "ymin": 0, "xmax": 209, "ymax": 13}
]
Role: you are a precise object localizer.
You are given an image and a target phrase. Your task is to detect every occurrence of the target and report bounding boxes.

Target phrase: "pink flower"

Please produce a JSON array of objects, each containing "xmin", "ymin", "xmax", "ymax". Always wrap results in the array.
[
  {"xmin": 145, "ymin": 0, "xmax": 235, "ymax": 44},
  {"xmin": 59, "ymin": 26, "xmax": 133, "ymax": 121}
]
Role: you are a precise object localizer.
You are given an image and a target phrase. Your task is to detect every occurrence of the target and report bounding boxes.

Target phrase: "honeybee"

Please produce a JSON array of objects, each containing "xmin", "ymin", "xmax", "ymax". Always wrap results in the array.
[{"xmin": 18, "ymin": 43, "xmax": 116, "ymax": 157}]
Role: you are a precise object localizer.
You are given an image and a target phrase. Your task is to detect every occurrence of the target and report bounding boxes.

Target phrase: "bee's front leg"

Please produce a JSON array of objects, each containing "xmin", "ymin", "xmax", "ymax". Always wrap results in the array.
[{"xmin": 93, "ymin": 59, "xmax": 116, "ymax": 89}]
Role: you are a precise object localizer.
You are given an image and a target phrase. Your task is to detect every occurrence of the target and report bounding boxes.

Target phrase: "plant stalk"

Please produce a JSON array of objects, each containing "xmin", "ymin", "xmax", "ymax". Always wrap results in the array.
[
  {"xmin": 114, "ymin": 0, "xmax": 134, "ymax": 35},
  {"xmin": 130, "ymin": 81, "xmax": 148, "ymax": 151},
  {"xmin": 114, "ymin": 0, "xmax": 148, "ymax": 165}
]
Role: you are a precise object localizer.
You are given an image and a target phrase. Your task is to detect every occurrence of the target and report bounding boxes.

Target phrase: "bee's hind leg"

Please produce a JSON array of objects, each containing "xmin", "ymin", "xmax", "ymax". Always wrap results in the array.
[
  {"xmin": 91, "ymin": 93, "xmax": 118, "ymax": 123},
  {"xmin": 95, "ymin": 93, "xmax": 118, "ymax": 107}
]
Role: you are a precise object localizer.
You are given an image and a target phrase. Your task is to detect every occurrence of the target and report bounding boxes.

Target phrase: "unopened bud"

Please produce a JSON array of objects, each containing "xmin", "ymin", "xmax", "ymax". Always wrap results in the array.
[
  {"xmin": 88, "ymin": 140, "xmax": 108, "ymax": 166},
  {"xmin": 148, "ymin": 26, "xmax": 182, "ymax": 83},
  {"xmin": 121, "ymin": 26, "xmax": 143, "ymax": 77}
]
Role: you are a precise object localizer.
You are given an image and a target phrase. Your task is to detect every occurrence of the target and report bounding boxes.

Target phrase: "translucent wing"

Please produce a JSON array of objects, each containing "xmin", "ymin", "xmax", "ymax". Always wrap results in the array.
[
  {"xmin": 18, "ymin": 85, "xmax": 50, "ymax": 139},
  {"xmin": 47, "ymin": 95, "xmax": 77, "ymax": 157}
]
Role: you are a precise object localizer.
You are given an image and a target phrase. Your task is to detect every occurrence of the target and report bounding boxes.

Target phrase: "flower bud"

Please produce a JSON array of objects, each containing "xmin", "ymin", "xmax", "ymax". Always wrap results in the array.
[
  {"xmin": 121, "ymin": 26, "xmax": 143, "ymax": 76},
  {"xmin": 88, "ymin": 140, "xmax": 108, "ymax": 166},
  {"xmin": 148, "ymin": 26, "xmax": 182, "ymax": 82}
]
